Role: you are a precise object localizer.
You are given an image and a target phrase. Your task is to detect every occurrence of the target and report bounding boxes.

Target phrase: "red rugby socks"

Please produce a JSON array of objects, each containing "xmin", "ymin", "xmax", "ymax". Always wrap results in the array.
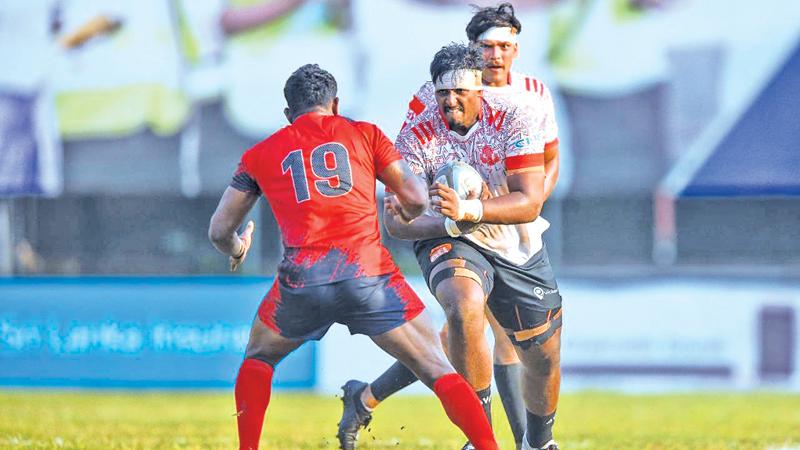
[
  {"xmin": 235, "ymin": 358, "xmax": 274, "ymax": 450},
  {"xmin": 433, "ymin": 373, "xmax": 499, "ymax": 450}
]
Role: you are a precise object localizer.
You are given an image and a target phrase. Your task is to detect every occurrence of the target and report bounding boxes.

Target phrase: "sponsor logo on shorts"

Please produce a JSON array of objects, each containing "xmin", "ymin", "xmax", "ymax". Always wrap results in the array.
[
  {"xmin": 533, "ymin": 286, "xmax": 559, "ymax": 300},
  {"xmin": 429, "ymin": 243, "xmax": 452, "ymax": 262}
]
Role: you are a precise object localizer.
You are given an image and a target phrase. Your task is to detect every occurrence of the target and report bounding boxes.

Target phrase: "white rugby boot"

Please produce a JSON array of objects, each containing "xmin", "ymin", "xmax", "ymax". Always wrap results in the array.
[{"xmin": 521, "ymin": 433, "xmax": 558, "ymax": 450}]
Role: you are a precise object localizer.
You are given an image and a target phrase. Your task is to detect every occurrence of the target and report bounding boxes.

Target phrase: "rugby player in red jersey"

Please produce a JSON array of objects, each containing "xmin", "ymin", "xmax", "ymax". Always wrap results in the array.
[{"xmin": 208, "ymin": 64, "xmax": 498, "ymax": 450}]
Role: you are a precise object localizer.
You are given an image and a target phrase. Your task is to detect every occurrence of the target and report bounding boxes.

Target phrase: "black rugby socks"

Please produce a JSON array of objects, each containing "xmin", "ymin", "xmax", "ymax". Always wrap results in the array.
[
  {"xmin": 370, "ymin": 361, "xmax": 420, "ymax": 401},
  {"xmin": 494, "ymin": 363, "xmax": 526, "ymax": 444},
  {"xmin": 475, "ymin": 386, "xmax": 493, "ymax": 426},
  {"xmin": 525, "ymin": 410, "xmax": 556, "ymax": 448}
]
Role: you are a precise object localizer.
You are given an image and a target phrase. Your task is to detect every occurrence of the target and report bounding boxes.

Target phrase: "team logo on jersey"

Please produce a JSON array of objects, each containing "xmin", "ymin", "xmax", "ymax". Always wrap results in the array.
[
  {"xmin": 429, "ymin": 243, "xmax": 452, "ymax": 262},
  {"xmin": 480, "ymin": 146, "xmax": 501, "ymax": 166}
]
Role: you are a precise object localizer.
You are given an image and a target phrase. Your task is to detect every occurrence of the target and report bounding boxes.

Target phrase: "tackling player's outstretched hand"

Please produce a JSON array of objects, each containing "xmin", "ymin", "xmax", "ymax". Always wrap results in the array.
[
  {"xmin": 384, "ymin": 194, "xmax": 417, "ymax": 224},
  {"xmin": 230, "ymin": 220, "xmax": 255, "ymax": 272}
]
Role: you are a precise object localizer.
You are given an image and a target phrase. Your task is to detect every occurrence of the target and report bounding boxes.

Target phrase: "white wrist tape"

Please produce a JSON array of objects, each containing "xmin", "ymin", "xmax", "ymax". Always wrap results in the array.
[
  {"xmin": 458, "ymin": 199, "xmax": 484, "ymax": 222},
  {"xmin": 444, "ymin": 218, "xmax": 462, "ymax": 237}
]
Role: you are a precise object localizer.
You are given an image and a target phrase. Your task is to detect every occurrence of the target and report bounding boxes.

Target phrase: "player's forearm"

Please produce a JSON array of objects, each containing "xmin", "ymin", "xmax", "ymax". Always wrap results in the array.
[
  {"xmin": 384, "ymin": 212, "xmax": 446, "ymax": 241},
  {"xmin": 209, "ymin": 187, "xmax": 259, "ymax": 257},
  {"xmin": 394, "ymin": 187, "xmax": 428, "ymax": 221},
  {"xmin": 209, "ymin": 226, "xmax": 245, "ymax": 258},
  {"xmin": 479, "ymin": 192, "xmax": 543, "ymax": 225},
  {"xmin": 380, "ymin": 162, "xmax": 429, "ymax": 221},
  {"xmin": 209, "ymin": 208, "xmax": 246, "ymax": 258}
]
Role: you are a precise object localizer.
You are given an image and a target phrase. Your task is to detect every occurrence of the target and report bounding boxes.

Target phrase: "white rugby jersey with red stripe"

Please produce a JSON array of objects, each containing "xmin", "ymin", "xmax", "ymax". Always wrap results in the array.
[
  {"xmin": 483, "ymin": 71, "xmax": 559, "ymax": 148},
  {"xmin": 397, "ymin": 79, "xmax": 555, "ymax": 265}
]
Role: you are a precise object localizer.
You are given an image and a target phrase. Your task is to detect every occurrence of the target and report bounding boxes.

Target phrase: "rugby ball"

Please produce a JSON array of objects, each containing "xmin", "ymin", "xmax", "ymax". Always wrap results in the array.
[
  {"xmin": 433, "ymin": 161, "xmax": 484, "ymax": 200},
  {"xmin": 432, "ymin": 161, "xmax": 484, "ymax": 234}
]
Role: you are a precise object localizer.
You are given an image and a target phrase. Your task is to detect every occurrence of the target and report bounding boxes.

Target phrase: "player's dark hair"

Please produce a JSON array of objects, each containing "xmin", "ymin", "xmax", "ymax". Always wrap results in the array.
[
  {"xmin": 283, "ymin": 64, "xmax": 338, "ymax": 115},
  {"xmin": 429, "ymin": 42, "xmax": 485, "ymax": 84},
  {"xmin": 465, "ymin": 2, "xmax": 522, "ymax": 42}
]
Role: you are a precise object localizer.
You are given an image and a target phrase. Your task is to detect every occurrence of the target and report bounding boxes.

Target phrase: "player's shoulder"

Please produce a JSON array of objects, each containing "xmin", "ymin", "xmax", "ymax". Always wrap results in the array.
[
  {"xmin": 400, "ymin": 81, "xmax": 439, "ymax": 131},
  {"xmin": 482, "ymin": 94, "xmax": 528, "ymax": 127},
  {"xmin": 402, "ymin": 81, "xmax": 437, "ymax": 127},
  {"xmin": 242, "ymin": 126, "xmax": 290, "ymax": 162},
  {"xmin": 260, "ymin": 122, "xmax": 297, "ymax": 146},
  {"xmin": 511, "ymin": 71, "xmax": 551, "ymax": 97},
  {"xmin": 415, "ymin": 81, "xmax": 436, "ymax": 103},
  {"xmin": 333, "ymin": 116, "xmax": 393, "ymax": 149},
  {"xmin": 398, "ymin": 116, "xmax": 439, "ymax": 151},
  {"xmin": 483, "ymin": 91, "xmax": 520, "ymax": 113},
  {"xmin": 338, "ymin": 115, "xmax": 379, "ymax": 133}
]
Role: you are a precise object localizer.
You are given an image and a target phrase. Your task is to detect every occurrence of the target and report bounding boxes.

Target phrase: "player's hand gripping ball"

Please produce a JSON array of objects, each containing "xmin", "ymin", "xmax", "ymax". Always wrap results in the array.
[{"xmin": 431, "ymin": 161, "xmax": 486, "ymax": 234}]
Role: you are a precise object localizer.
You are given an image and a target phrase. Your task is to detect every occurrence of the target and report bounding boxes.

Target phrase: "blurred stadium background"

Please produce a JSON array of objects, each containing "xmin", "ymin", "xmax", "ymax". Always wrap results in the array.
[{"xmin": 1, "ymin": 0, "xmax": 799, "ymax": 448}]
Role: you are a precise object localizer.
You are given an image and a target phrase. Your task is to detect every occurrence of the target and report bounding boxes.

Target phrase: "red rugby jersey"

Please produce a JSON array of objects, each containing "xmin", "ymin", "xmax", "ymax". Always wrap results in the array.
[{"xmin": 231, "ymin": 112, "xmax": 401, "ymax": 287}]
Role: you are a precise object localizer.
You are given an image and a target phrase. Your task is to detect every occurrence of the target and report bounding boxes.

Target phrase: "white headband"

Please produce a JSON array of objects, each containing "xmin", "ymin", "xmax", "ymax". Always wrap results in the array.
[
  {"xmin": 477, "ymin": 26, "xmax": 518, "ymax": 44},
  {"xmin": 434, "ymin": 69, "xmax": 483, "ymax": 90}
]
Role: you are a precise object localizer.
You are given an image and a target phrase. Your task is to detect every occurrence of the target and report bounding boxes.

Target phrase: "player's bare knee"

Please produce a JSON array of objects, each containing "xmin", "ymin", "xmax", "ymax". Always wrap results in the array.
[
  {"xmin": 244, "ymin": 344, "xmax": 280, "ymax": 366},
  {"xmin": 243, "ymin": 323, "xmax": 299, "ymax": 367},
  {"xmin": 442, "ymin": 298, "xmax": 483, "ymax": 336},
  {"xmin": 437, "ymin": 280, "xmax": 484, "ymax": 321},
  {"xmin": 437, "ymin": 285, "xmax": 482, "ymax": 308}
]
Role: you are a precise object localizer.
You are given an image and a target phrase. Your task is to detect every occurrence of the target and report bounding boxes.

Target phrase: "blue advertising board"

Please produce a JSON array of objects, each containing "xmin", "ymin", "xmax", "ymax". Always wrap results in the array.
[{"xmin": 0, "ymin": 277, "xmax": 316, "ymax": 389}]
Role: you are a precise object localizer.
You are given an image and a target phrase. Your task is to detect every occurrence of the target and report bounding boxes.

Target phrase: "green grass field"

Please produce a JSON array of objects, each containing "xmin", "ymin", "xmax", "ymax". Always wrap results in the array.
[{"xmin": 1, "ymin": 390, "xmax": 799, "ymax": 449}]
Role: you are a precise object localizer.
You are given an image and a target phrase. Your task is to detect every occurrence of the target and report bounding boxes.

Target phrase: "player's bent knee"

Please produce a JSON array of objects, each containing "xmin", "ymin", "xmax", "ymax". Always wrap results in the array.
[
  {"xmin": 244, "ymin": 346, "xmax": 282, "ymax": 367},
  {"xmin": 441, "ymin": 297, "xmax": 484, "ymax": 332},
  {"xmin": 244, "ymin": 337, "xmax": 296, "ymax": 366},
  {"xmin": 436, "ymin": 279, "xmax": 484, "ymax": 316},
  {"xmin": 244, "ymin": 320, "xmax": 303, "ymax": 366}
]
